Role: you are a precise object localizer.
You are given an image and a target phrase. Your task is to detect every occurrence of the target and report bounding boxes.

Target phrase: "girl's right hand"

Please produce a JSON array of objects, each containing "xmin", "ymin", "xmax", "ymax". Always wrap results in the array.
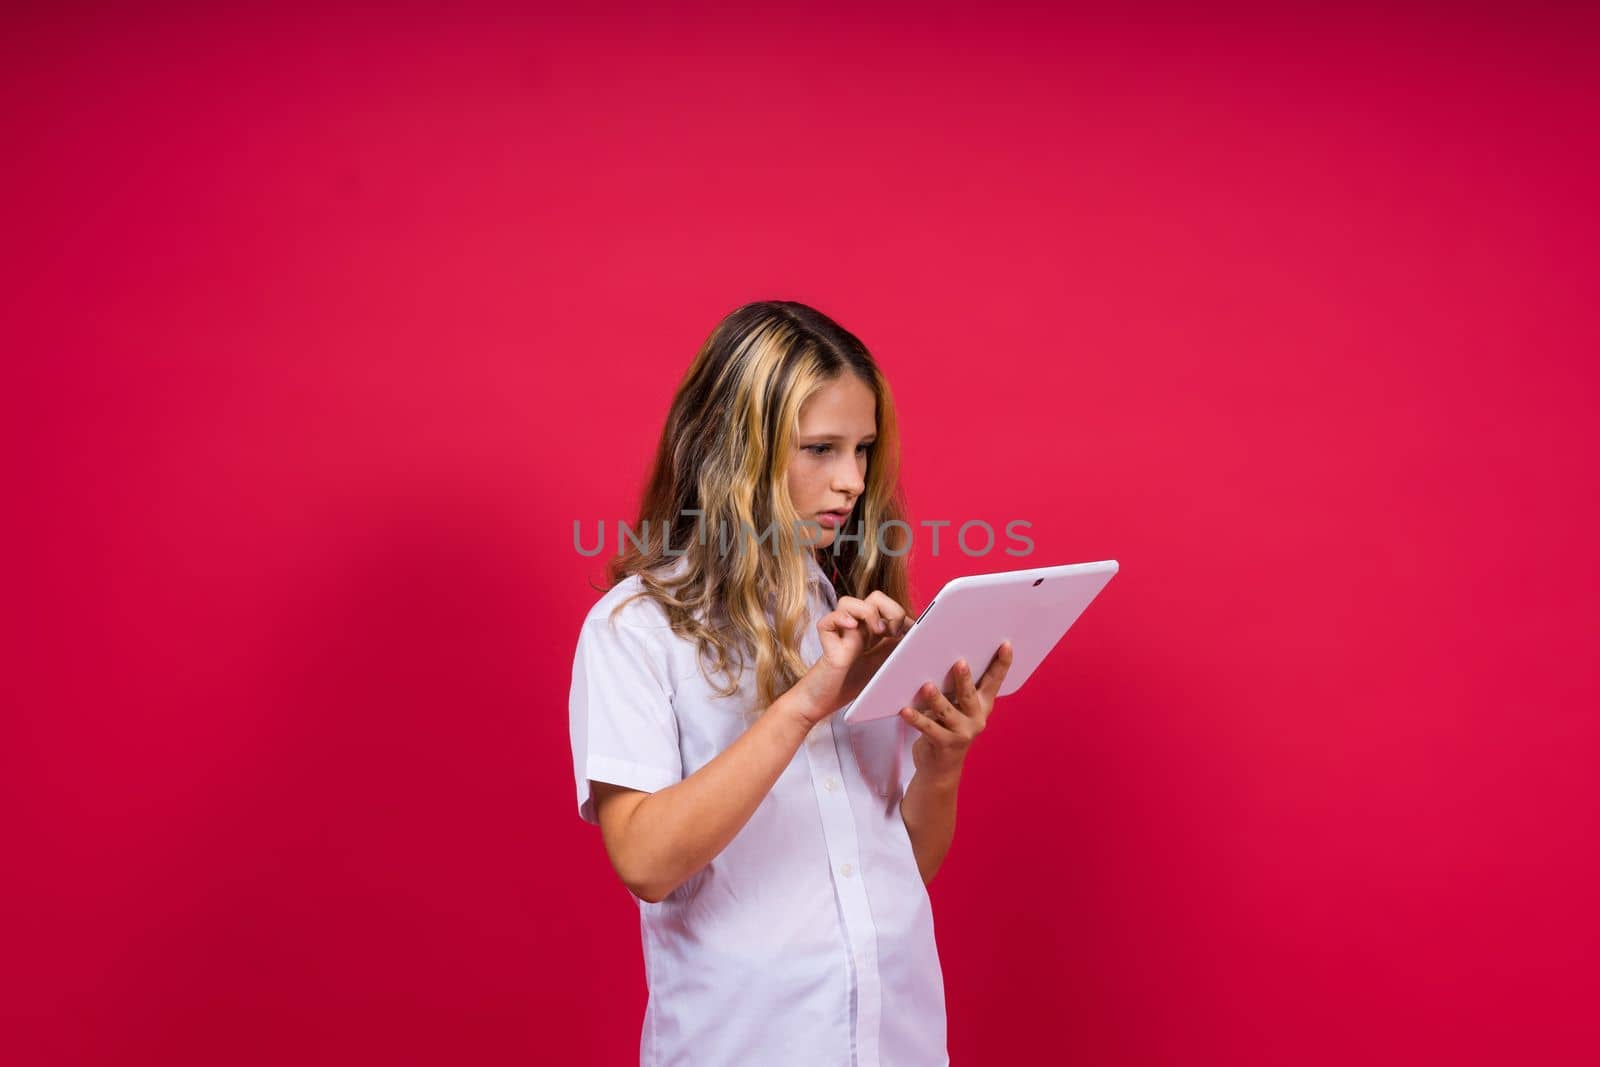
[{"xmin": 789, "ymin": 592, "xmax": 915, "ymax": 726}]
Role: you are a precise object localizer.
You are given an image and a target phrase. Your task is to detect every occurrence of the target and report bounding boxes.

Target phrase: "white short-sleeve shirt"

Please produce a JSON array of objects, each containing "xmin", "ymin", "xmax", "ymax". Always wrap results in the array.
[{"xmin": 568, "ymin": 550, "xmax": 948, "ymax": 1067}]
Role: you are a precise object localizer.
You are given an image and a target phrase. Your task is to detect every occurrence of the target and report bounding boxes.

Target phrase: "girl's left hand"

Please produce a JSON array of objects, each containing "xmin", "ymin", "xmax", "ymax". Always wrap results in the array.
[{"xmin": 899, "ymin": 640, "xmax": 1015, "ymax": 781}]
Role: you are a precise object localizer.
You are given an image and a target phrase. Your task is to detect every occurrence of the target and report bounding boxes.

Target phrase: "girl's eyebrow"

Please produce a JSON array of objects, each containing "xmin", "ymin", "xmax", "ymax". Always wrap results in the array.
[{"xmin": 800, "ymin": 433, "xmax": 878, "ymax": 442}]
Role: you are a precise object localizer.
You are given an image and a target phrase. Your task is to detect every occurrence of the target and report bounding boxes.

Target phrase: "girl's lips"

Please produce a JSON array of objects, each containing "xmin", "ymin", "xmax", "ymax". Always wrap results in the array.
[{"xmin": 817, "ymin": 511, "xmax": 850, "ymax": 528}]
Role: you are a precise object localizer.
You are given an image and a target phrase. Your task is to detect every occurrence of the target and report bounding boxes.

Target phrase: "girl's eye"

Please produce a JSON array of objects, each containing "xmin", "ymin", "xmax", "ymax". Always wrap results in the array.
[{"xmin": 805, "ymin": 443, "xmax": 874, "ymax": 456}]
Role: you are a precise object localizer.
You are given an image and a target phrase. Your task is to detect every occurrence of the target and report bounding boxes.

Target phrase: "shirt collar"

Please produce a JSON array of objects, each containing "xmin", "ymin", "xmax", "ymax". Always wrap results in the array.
[{"xmin": 803, "ymin": 550, "xmax": 837, "ymax": 602}]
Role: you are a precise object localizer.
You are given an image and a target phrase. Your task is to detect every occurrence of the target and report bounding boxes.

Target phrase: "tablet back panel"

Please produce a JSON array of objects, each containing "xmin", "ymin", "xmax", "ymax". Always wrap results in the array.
[{"xmin": 841, "ymin": 559, "xmax": 1119, "ymax": 724}]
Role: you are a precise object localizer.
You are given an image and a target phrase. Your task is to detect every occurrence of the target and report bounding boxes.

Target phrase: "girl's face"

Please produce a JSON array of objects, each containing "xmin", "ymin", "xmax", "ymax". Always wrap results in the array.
[{"xmin": 787, "ymin": 374, "xmax": 877, "ymax": 548}]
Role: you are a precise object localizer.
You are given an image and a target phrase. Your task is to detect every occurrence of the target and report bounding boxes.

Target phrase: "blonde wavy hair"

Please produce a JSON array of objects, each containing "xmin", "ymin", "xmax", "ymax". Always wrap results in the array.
[{"xmin": 599, "ymin": 300, "xmax": 916, "ymax": 714}]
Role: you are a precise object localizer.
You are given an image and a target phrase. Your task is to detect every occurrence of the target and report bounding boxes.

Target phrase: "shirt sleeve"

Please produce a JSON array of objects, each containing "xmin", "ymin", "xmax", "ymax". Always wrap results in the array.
[{"xmin": 568, "ymin": 614, "xmax": 684, "ymax": 825}]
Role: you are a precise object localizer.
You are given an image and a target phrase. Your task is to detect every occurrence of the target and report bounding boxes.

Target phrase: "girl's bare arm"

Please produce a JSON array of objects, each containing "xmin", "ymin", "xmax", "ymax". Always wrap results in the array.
[
  {"xmin": 590, "ymin": 690, "xmax": 814, "ymax": 903},
  {"xmin": 589, "ymin": 594, "xmax": 905, "ymax": 904}
]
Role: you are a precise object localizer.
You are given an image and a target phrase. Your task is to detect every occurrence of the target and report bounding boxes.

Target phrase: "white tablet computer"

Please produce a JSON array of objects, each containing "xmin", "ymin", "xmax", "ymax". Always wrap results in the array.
[{"xmin": 840, "ymin": 559, "xmax": 1119, "ymax": 725}]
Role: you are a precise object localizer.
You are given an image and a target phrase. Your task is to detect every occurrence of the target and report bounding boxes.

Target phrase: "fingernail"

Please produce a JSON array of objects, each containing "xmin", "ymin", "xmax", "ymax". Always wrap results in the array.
[{"xmin": 956, "ymin": 660, "xmax": 968, "ymax": 674}]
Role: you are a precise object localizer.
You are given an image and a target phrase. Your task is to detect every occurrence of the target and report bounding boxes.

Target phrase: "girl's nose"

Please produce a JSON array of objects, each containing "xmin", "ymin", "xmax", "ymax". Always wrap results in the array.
[{"xmin": 834, "ymin": 459, "xmax": 866, "ymax": 496}]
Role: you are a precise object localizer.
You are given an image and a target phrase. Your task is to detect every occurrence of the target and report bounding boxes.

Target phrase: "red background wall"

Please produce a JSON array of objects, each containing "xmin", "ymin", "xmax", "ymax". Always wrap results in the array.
[{"xmin": 6, "ymin": 4, "xmax": 1597, "ymax": 1064}]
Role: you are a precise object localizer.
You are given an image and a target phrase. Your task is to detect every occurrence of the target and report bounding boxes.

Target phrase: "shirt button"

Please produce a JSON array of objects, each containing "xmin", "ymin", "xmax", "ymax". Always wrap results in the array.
[
  {"xmin": 823, "ymin": 775, "xmax": 839, "ymax": 792},
  {"xmin": 840, "ymin": 863, "xmax": 854, "ymax": 878}
]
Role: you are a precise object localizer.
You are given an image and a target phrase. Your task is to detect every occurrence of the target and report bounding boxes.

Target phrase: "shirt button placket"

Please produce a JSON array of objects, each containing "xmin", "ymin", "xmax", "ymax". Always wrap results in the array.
[{"xmin": 801, "ymin": 578, "xmax": 882, "ymax": 1066}]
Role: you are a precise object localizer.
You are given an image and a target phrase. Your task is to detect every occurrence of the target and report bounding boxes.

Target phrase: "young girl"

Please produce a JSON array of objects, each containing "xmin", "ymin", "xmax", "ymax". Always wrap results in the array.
[{"xmin": 568, "ymin": 301, "xmax": 1014, "ymax": 1067}]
